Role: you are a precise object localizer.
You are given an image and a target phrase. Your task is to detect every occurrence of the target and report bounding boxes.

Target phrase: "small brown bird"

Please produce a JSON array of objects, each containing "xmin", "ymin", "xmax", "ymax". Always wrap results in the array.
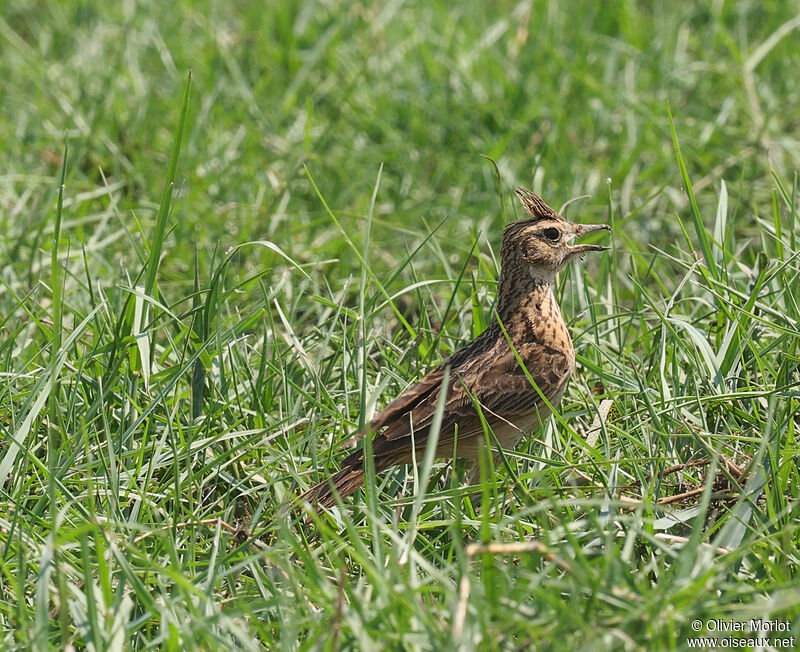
[{"xmin": 302, "ymin": 188, "xmax": 610, "ymax": 507}]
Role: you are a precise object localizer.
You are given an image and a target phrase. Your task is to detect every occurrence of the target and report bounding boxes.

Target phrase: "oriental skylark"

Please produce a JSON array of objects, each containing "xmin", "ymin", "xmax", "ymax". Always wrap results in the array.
[{"xmin": 302, "ymin": 187, "xmax": 610, "ymax": 507}]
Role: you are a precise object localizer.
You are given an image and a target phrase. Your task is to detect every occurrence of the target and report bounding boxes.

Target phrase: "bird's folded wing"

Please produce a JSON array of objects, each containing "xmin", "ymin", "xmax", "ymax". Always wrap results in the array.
[
  {"xmin": 340, "ymin": 327, "xmax": 500, "ymax": 448},
  {"xmin": 378, "ymin": 342, "xmax": 568, "ymax": 448},
  {"xmin": 369, "ymin": 365, "xmax": 446, "ymax": 431},
  {"xmin": 336, "ymin": 363, "xmax": 447, "ymax": 450}
]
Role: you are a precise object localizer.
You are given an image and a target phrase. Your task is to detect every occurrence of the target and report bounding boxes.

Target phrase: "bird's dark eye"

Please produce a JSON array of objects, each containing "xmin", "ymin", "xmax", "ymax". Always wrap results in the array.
[{"xmin": 543, "ymin": 227, "xmax": 561, "ymax": 242}]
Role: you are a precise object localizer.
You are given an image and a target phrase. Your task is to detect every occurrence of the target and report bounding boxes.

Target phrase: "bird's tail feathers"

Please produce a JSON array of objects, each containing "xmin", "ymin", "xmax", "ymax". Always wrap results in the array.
[{"xmin": 299, "ymin": 464, "xmax": 366, "ymax": 509}]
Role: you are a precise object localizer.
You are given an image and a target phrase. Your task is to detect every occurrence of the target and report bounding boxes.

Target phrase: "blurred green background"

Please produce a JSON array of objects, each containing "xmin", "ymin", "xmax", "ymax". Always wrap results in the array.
[{"xmin": 3, "ymin": 0, "xmax": 797, "ymax": 278}]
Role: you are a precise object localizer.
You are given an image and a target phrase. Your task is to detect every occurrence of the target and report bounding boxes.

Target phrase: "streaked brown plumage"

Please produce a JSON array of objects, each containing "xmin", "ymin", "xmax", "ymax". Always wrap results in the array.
[{"xmin": 302, "ymin": 187, "xmax": 610, "ymax": 507}]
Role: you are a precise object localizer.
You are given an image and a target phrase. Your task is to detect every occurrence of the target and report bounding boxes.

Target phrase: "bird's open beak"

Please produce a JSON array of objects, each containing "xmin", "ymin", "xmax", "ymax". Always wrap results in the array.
[{"xmin": 567, "ymin": 223, "xmax": 611, "ymax": 254}]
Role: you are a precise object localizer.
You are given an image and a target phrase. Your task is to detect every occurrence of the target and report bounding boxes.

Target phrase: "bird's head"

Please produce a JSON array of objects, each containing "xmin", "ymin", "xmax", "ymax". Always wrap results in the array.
[{"xmin": 500, "ymin": 187, "xmax": 611, "ymax": 281}]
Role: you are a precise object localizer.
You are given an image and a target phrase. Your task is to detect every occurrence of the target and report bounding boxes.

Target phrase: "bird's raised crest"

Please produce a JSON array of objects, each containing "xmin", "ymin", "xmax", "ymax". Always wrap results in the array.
[{"xmin": 514, "ymin": 187, "xmax": 559, "ymax": 221}]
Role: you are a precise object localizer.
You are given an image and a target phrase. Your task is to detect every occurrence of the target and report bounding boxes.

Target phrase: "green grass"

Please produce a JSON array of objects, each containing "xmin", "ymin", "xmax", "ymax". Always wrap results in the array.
[{"xmin": 1, "ymin": 1, "xmax": 799, "ymax": 649}]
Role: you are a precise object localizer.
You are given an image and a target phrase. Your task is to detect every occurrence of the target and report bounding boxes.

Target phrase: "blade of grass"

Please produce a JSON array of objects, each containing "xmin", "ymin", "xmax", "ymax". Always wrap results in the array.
[
  {"xmin": 143, "ymin": 71, "xmax": 192, "ymax": 299},
  {"xmin": 361, "ymin": 166, "xmax": 382, "ymax": 555},
  {"xmin": 667, "ymin": 102, "xmax": 718, "ymax": 281},
  {"xmin": 401, "ymin": 365, "xmax": 450, "ymax": 564}
]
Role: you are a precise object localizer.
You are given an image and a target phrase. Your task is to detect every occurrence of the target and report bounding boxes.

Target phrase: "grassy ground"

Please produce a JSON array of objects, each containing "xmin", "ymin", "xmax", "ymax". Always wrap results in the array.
[{"xmin": 1, "ymin": 0, "xmax": 799, "ymax": 649}]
